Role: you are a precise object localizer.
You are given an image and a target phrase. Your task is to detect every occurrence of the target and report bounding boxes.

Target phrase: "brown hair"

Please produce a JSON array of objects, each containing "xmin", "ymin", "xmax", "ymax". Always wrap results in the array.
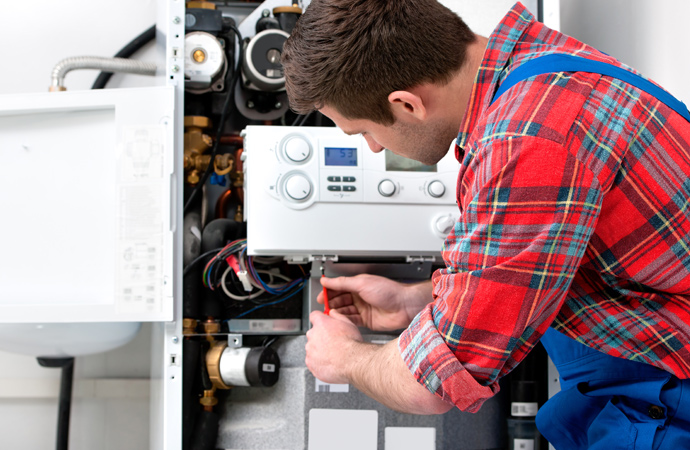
[{"xmin": 282, "ymin": 0, "xmax": 476, "ymax": 125}]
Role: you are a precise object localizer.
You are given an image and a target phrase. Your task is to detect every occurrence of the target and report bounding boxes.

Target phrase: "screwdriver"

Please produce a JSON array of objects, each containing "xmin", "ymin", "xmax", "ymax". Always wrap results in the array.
[{"xmin": 320, "ymin": 265, "xmax": 330, "ymax": 315}]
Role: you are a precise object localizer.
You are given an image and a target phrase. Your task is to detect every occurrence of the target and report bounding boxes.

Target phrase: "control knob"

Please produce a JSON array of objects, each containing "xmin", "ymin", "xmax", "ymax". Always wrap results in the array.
[
  {"xmin": 378, "ymin": 179, "xmax": 396, "ymax": 197},
  {"xmin": 433, "ymin": 213, "xmax": 456, "ymax": 237},
  {"xmin": 427, "ymin": 180, "xmax": 446, "ymax": 198},
  {"xmin": 283, "ymin": 136, "xmax": 311, "ymax": 163},
  {"xmin": 284, "ymin": 173, "xmax": 312, "ymax": 201}
]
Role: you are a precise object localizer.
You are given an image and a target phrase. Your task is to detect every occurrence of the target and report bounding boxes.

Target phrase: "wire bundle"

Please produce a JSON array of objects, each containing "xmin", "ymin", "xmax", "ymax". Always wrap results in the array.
[{"xmin": 201, "ymin": 239, "xmax": 307, "ymax": 319}]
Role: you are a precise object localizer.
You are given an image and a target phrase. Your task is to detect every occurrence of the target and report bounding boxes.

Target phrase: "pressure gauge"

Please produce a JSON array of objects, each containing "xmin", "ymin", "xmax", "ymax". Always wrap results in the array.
[{"xmin": 184, "ymin": 31, "xmax": 227, "ymax": 93}]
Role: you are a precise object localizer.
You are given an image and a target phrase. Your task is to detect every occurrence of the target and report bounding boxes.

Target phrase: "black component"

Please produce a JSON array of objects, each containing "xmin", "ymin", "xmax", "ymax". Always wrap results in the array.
[
  {"xmin": 183, "ymin": 212, "xmax": 203, "ymax": 267},
  {"xmin": 246, "ymin": 31, "xmax": 286, "ymax": 85},
  {"xmin": 275, "ymin": 11, "xmax": 300, "ymax": 34},
  {"xmin": 245, "ymin": 346, "xmax": 280, "ymax": 387},
  {"xmin": 189, "ymin": 410, "xmax": 220, "ymax": 450},
  {"xmin": 91, "ymin": 25, "xmax": 156, "ymax": 90},
  {"xmin": 511, "ymin": 380, "xmax": 538, "ymax": 410},
  {"xmin": 256, "ymin": 15, "xmax": 280, "ymax": 33},
  {"xmin": 506, "ymin": 342, "xmax": 549, "ymax": 450},
  {"xmin": 201, "ymin": 219, "xmax": 245, "ymax": 253},
  {"xmin": 185, "ymin": 8, "xmax": 223, "ymax": 33},
  {"xmin": 199, "ymin": 342, "xmax": 214, "ymax": 391},
  {"xmin": 183, "ymin": 212, "xmax": 204, "ymax": 319},
  {"xmin": 37, "ymin": 357, "xmax": 75, "ymax": 450},
  {"xmin": 182, "ymin": 339, "xmax": 201, "ymax": 450}
]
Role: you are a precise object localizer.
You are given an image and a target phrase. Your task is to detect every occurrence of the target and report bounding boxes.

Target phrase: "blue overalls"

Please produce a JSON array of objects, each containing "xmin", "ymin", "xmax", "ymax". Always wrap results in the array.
[{"xmin": 490, "ymin": 54, "xmax": 690, "ymax": 449}]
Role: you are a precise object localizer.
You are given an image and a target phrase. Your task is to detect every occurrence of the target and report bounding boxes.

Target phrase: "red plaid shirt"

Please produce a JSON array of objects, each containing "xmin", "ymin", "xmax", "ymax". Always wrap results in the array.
[{"xmin": 399, "ymin": 2, "xmax": 690, "ymax": 412}]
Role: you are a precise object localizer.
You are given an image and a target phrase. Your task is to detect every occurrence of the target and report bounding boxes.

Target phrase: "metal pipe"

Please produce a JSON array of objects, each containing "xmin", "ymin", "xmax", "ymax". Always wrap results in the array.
[{"xmin": 50, "ymin": 56, "xmax": 156, "ymax": 91}]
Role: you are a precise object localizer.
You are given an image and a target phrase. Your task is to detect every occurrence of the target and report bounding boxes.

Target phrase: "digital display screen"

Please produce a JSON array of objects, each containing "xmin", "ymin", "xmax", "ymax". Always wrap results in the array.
[
  {"xmin": 384, "ymin": 149, "xmax": 437, "ymax": 172},
  {"xmin": 324, "ymin": 147, "xmax": 358, "ymax": 166}
]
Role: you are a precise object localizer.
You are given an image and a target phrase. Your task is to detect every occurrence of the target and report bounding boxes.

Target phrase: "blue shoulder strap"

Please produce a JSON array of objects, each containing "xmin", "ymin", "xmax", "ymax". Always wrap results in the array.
[{"xmin": 490, "ymin": 53, "xmax": 690, "ymax": 122}]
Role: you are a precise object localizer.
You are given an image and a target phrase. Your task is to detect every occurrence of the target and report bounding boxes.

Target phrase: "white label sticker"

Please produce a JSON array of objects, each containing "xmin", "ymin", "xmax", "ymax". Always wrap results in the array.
[
  {"xmin": 511, "ymin": 402, "xmax": 539, "ymax": 417},
  {"xmin": 262, "ymin": 363, "xmax": 275, "ymax": 373},
  {"xmin": 309, "ymin": 409, "xmax": 377, "ymax": 450},
  {"xmin": 514, "ymin": 438, "xmax": 535, "ymax": 450},
  {"xmin": 116, "ymin": 126, "xmax": 166, "ymax": 314},
  {"xmin": 315, "ymin": 378, "xmax": 349, "ymax": 393}
]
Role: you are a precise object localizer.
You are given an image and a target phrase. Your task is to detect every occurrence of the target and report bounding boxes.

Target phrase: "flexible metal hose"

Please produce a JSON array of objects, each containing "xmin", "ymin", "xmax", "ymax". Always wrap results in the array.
[{"xmin": 50, "ymin": 56, "xmax": 156, "ymax": 90}]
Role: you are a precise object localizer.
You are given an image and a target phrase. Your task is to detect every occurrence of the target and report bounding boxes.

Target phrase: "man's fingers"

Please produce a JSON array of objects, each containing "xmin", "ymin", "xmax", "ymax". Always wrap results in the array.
[
  {"xmin": 329, "ymin": 309, "xmax": 355, "ymax": 325},
  {"xmin": 320, "ymin": 275, "xmax": 362, "ymax": 292}
]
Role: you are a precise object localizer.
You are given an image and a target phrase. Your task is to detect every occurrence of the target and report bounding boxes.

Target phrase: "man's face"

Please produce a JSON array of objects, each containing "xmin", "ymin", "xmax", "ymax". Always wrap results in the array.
[{"xmin": 319, "ymin": 105, "xmax": 455, "ymax": 165}]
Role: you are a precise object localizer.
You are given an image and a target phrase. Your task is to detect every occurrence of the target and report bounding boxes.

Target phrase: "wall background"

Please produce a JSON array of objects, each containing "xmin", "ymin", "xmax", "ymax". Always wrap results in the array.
[
  {"xmin": 0, "ymin": 1, "xmax": 687, "ymax": 449},
  {"xmin": 559, "ymin": 0, "xmax": 689, "ymax": 103}
]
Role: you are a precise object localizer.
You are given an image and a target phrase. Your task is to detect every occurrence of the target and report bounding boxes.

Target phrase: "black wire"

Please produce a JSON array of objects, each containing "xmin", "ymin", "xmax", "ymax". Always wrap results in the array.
[
  {"xmin": 183, "ymin": 247, "xmax": 225, "ymax": 277},
  {"xmin": 183, "ymin": 24, "xmax": 244, "ymax": 215},
  {"xmin": 91, "ymin": 25, "xmax": 156, "ymax": 90},
  {"xmin": 292, "ymin": 111, "xmax": 314, "ymax": 126}
]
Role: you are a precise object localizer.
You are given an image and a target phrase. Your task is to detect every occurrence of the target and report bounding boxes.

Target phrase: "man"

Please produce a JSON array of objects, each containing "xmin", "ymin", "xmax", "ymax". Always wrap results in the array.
[{"xmin": 282, "ymin": 1, "xmax": 690, "ymax": 448}]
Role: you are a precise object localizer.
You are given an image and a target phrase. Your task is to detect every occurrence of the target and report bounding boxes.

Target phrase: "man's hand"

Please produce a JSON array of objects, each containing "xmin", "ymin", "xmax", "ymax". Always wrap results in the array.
[
  {"xmin": 306, "ymin": 309, "xmax": 453, "ymax": 415},
  {"xmin": 306, "ymin": 310, "xmax": 363, "ymax": 384},
  {"xmin": 317, "ymin": 274, "xmax": 432, "ymax": 331}
]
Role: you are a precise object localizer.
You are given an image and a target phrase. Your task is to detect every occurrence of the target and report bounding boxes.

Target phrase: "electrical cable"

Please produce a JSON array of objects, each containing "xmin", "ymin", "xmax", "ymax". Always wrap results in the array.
[
  {"xmin": 220, "ymin": 265, "xmax": 265, "ymax": 301},
  {"xmin": 232, "ymin": 284, "xmax": 305, "ymax": 319},
  {"xmin": 91, "ymin": 25, "xmax": 156, "ymax": 89},
  {"xmin": 184, "ymin": 247, "xmax": 225, "ymax": 277},
  {"xmin": 184, "ymin": 24, "xmax": 244, "ymax": 215}
]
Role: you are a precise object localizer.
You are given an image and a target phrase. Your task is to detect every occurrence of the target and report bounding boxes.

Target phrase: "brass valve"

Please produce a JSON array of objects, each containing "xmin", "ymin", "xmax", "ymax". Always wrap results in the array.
[
  {"xmin": 183, "ymin": 318, "xmax": 198, "ymax": 336},
  {"xmin": 184, "ymin": 116, "xmax": 234, "ymax": 185},
  {"xmin": 186, "ymin": 1, "xmax": 216, "ymax": 9}
]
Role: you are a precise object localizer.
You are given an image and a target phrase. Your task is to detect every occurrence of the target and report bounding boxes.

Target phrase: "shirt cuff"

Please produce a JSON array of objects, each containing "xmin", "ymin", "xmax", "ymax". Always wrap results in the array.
[{"xmin": 398, "ymin": 304, "xmax": 500, "ymax": 412}]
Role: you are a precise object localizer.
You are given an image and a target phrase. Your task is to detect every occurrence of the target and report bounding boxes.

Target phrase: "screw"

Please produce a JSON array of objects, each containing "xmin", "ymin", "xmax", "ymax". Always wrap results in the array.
[
  {"xmin": 262, "ymin": 9, "xmax": 270, "ymax": 17},
  {"xmin": 172, "ymin": 16, "xmax": 181, "ymax": 24},
  {"xmin": 247, "ymin": 100, "xmax": 255, "ymax": 109},
  {"xmin": 172, "ymin": 65, "xmax": 180, "ymax": 73},
  {"xmin": 274, "ymin": 102, "xmax": 282, "ymax": 109},
  {"xmin": 172, "ymin": 336, "xmax": 179, "ymax": 344}
]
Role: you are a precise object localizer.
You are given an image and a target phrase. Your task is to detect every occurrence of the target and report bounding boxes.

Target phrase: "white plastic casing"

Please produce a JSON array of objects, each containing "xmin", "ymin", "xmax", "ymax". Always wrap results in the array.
[{"xmin": 243, "ymin": 126, "xmax": 461, "ymax": 259}]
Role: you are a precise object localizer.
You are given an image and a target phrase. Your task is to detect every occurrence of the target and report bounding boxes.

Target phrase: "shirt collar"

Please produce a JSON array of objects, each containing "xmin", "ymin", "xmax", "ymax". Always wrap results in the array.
[{"xmin": 455, "ymin": 2, "xmax": 536, "ymax": 157}]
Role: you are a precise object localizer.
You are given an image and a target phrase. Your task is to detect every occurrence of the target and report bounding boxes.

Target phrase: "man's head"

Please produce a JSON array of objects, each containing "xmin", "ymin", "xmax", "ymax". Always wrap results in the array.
[{"xmin": 282, "ymin": 0, "xmax": 476, "ymax": 126}]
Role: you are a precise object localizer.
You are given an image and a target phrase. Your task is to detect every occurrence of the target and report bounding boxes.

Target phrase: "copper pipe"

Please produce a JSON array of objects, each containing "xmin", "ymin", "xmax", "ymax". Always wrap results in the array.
[
  {"xmin": 215, "ymin": 189, "xmax": 233, "ymax": 219},
  {"xmin": 219, "ymin": 135, "xmax": 243, "ymax": 146}
]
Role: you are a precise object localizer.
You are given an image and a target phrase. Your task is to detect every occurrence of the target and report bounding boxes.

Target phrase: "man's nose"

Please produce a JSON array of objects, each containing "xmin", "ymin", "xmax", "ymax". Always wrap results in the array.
[{"xmin": 363, "ymin": 135, "xmax": 384, "ymax": 153}]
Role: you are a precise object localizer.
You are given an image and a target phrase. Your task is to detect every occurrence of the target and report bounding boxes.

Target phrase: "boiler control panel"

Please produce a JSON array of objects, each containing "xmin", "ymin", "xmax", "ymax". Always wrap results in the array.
[{"xmin": 242, "ymin": 125, "xmax": 460, "ymax": 259}]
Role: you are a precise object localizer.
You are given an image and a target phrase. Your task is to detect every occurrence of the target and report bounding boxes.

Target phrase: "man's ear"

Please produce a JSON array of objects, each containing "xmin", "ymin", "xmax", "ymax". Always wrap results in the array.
[{"xmin": 388, "ymin": 90, "xmax": 427, "ymax": 121}]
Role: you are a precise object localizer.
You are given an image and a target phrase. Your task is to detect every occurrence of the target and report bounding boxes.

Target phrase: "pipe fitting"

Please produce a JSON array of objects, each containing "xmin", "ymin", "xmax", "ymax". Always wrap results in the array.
[{"xmin": 50, "ymin": 56, "xmax": 157, "ymax": 91}]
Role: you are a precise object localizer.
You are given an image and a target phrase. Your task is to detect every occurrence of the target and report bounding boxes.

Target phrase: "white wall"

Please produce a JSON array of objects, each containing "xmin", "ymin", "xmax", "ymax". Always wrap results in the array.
[
  {"xmin": 0, "ymin": 1, "xmax": 158, "ymax": 449},
  {"xmin": 560, "ymin": 0, "xmax": 690, "ymax": 103}
]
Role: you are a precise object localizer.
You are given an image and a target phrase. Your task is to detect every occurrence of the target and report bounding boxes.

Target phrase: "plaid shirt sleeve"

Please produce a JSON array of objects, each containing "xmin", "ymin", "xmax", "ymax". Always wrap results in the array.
[{"xmin": 399, "ymin": 135, "xmax": 604, "ymax": 412}]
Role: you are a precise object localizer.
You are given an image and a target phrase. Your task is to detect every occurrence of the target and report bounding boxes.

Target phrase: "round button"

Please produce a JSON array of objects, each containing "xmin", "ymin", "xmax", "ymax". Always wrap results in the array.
[
  {"xmin": 427, "ymin": 180, "xmax": 446, "ymax": 198},
  {"xmin": 284, "ymin": 174, "xmax": 312, "ymax": 201},
  {"xmin": 283, "ymin": 136, "xmax": 311, "ymax": 163},
  {"xmin": 434, "ymin": 214, "xmax": 455, "ymax": 236},
  {"xmin": 378, "ymin": 179, "xmax": 396, "ymax": 197}
]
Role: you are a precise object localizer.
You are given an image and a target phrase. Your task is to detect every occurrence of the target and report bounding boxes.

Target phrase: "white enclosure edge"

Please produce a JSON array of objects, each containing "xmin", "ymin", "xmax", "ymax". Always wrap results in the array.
[{"xmin": 0, "ymin": 87, "xmax": 176, "ymax": 323}]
